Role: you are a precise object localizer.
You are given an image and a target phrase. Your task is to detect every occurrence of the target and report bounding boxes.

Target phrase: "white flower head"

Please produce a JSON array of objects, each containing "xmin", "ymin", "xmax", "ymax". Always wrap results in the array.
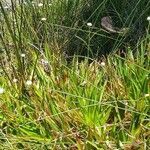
[
  {"xmin": 87, "ymin": 22, "xmax": 92, "ymax": 27},
  {"xmin": 13, "ymin": 78, "xmax": 18, "ymax": 83},
  {"xmin": 38, "ymin": 3, "xmax": 43, "ymax": 7},
  {"xmin": 147, "ymin": 16, "xmax": 150, "ymax": 21},
  {"xmin": 26, "ymin": 80, "xmax": 32, "ymax": 86},
  {"xmin": 144, "ymin": 94, "xmax": 150, "ymax": 97},
  {"xmin": 21, "ymin": 53, "xmax": 25, "ymax": 57},
  {"xmin": 41, "ymin": 18, "xmax": 47, "ymax": 21},
  {"xmin": 0, "ymin": 87, "xmax": 5, "ymax": 94},
  {"xmin": 49, "ymin": 3, "xmax": 52, "ymax": 6},
  {"xmin": 100, "ymin": 62, "xmax": 105, "ymax": 67}
]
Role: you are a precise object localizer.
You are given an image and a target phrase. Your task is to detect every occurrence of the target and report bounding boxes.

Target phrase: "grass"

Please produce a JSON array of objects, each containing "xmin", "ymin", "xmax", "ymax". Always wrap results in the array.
[{"xmin": 0, "ymin": 0, "xmax": 150, "ymax": 149}]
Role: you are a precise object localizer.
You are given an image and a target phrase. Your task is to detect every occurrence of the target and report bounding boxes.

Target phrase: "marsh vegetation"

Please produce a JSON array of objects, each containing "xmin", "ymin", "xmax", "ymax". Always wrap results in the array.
[{"xmin": 0, "ymin": 0, "xmax": 150, "ymax": 149}]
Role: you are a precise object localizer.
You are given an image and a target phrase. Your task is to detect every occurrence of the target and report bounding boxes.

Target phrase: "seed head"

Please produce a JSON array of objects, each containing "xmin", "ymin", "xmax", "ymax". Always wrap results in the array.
[
  {"xmin": 41, "ymin": 18, "xmax": 47, "ymax": 21},
  {"xmin": 0, "ymin": 88, "xmax": 4, "ymax": 94},
  {"xmin": 100, "ymin": 62, "xmax": 106, "ymax": 67},
  {"xmin": 147, "ymin": 16, "xmax": 150, "ymax": 21},
  {"xmin": 26, "ymin": 80, "xmax": 32, "ymax": 86},
  {"xmin": 87, "ymin": 22, "xmax": 92, "ymax": 27},
  {"xmin": 13, "ymin": 78, "xmax": 18, "ymax": 83},
  {"xmin": 145, "ymin": 94, "xmax": 150, "ymax": 97},
  {"xmin": 21, "ymin": 53, "xmax": 25, "ymax": 57},
  {"xmin": 38, "ymin": 3, "xmax": 43, "ymax": 7}
]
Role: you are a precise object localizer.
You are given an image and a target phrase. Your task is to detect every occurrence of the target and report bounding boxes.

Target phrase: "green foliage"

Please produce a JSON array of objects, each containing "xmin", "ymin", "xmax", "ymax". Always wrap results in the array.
[
  {"xmin": 0, "ymin": 0, "xmax": 150, "ymax": 149},
  {"xmin": 0, "ymin": 39, "xmax": 150, "ymax": 149},
  {"xmin": 1, "ymin": 0, "xmax": 149, "ymax": 57}
]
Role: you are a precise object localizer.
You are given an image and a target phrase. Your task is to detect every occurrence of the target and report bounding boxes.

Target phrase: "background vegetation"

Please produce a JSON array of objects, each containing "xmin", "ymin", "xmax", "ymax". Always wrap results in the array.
[{"xmin": 0, "ymin": 0, "xmax": 150, "ymax": 149}]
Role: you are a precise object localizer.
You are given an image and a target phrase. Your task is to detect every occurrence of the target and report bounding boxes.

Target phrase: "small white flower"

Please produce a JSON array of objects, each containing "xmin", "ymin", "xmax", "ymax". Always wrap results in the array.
[
  {"xmin": 21, "ymin": 53, "xmax": 25, "ymax": 57},
  {"xmin": 13, "ymin": 78, "xmax": 18, "ymax": 83},
  {"xmin": 147, "ymin": 16, "xmax": 150, "ymax": 21},
  {"xmin": 49, "ymin": 3, "xmax": 52, "ymax": 6},
  {"xmin": 87, "ymin": 22, "xmax": 92, "ymax": 27},
  {"xmin": 38, "ymin": 3, "xmax": 43, "ymax": 7},
  {"xmin": 0, "ymin": 88, "xmax": 4, "ymax": 94},
  {"xmin": 26, "ymin": 80, "xmax": 32, "ymax": 86},
  {"xmin": 100, "ymin": 62, "xmax": 105, "ymax": 67},
  {"xmin": 144, "ymin": 94, "xmax": 150, "ymax": 97},
  {"xmin": 13, "ymin": 20, "xmax": 17, "ymax": 25},
  {"xmin": 41, "ymin": 18, "xmax": 47, "ymax": 21}
]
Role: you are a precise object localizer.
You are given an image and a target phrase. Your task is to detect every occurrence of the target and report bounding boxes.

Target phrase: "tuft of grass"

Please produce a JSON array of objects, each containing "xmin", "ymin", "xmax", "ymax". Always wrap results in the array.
[
  {"xmin": 0, "ymin": 0, "xmax": 150, "ymax": 149},
  {"xmin": 0, "ymin": 38, "xmax": 150, "ymax": 149}
]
